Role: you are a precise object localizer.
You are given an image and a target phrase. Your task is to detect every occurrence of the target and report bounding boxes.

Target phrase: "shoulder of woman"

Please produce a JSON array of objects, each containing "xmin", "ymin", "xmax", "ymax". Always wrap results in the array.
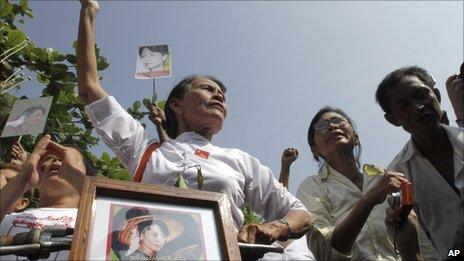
[
  {"xmin": 214, "ymin": 146, "xmax": 252, "ymax": 160},
  {"xmin": 299, "ymin": 174, "xmax": 323, "ymax": 191}
]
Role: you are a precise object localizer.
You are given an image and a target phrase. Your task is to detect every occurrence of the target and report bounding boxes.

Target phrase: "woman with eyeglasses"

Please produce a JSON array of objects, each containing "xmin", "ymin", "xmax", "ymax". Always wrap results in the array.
[{"xmin": 295, "ymin": 106, "xmax": 420, "ymax": 260}]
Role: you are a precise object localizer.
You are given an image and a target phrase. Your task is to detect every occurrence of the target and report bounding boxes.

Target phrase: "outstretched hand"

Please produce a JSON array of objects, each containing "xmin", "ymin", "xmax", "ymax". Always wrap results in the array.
[
  {"xmin": 446, "ymin": 74, "xmax": 463, "ymax": 125},
  {"xmin": 79, "ymin": 0, "xmax": 100, "ymax": 13},
  {"xmin": 148, "ymin": 103, "xmax": 165, "ymax": 127},
  {"xmin": 365, "ymin": 171, "xmax": 409, "ymax": 206},
  {"xmin": 237, "ymin": 221, "xmax": 288, "ymax": 245},
  {"xmin": 7, "ymin": 141, "xmax": 28, "ymax": 166}
]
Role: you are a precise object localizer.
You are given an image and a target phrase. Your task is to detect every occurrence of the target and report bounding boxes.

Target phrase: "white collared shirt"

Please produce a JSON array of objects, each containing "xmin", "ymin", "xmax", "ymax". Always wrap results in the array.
[
  {"xmin": 297, "ymin": 164, "xmax": 399, "ymax": 260},
  {"xmin": 388, "ymin": 124, "xmax": 464, "ymax": 259},
  {"xmin": 84, "ymin": 96, "xmax": 306, "ymax": 229}
]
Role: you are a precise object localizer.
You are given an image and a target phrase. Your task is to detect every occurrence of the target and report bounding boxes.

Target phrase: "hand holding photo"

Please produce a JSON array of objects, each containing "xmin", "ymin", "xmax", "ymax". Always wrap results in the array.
[
  {"xmin": 135, "ymin": 44, "xmax": 171, "ymax": 79},
  {"xmin": 1, "ymin": 96, "xmax": 53, "ymax": 138}
]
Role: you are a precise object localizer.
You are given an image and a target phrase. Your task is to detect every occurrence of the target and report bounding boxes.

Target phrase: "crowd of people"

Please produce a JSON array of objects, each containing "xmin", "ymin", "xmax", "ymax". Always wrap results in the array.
[{"xmin": 0, "ymin": 0, "xmax": 462, "ymax": 260}]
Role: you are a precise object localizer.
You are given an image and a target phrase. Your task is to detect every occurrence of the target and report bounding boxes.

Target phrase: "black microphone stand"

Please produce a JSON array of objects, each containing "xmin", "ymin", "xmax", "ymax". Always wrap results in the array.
[{"xmin": 0, "ymin": 226, "xmax": 74, "ymax": 260}]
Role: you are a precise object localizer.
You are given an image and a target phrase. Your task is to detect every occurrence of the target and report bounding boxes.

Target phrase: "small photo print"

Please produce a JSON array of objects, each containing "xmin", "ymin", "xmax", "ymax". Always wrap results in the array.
[
  {"xmin": 1, "ymin": 96, "xmax": 53, "ymax": 138},
  {"xmin": 135, "ymin": 44, "xmax": 171, "ymax": 79},
  {"xmin": 106, "ymin": 204, "xmax": 207, "ymax": 260}
]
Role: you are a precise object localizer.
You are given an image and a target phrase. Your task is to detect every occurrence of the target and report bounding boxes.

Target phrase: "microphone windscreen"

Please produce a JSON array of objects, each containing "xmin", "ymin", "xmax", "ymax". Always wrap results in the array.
[{"xmin": 12, "ymin": 228, "xmax": 42, "ymax": 245}]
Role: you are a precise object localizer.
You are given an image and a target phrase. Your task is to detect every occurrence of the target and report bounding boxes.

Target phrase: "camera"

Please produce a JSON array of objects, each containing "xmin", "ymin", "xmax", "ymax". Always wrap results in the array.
[{"xmin": 387, "ymin": 180, "xmax": 414, "ymax": 219}]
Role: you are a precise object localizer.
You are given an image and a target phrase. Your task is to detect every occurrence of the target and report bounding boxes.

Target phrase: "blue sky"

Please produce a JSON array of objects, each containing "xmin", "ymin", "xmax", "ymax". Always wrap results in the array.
[{"xmin": 16, "ymin": 0, "xmax": 463, "ymax": 193}]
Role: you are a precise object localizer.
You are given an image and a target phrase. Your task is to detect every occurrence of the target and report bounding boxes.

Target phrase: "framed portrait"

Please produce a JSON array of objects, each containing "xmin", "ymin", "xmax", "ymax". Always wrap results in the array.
[
  {"xmin": 69, "ymin": 177, "xmax": 241, "ymax": 260},
  {"xmin": 135, "ymin": 44, "xmax": 172, "ymax": 79}
]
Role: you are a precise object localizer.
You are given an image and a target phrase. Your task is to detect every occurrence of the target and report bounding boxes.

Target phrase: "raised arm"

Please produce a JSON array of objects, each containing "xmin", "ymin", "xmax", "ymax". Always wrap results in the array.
[
  {"xmin": 77, "ymin": 0, "xmax": 108, "ymax": 104},
  {"xmin": 279, "ymin": 148, "xmax": 298, "ymax": 188},
  {"xmin": 0, "ymin": 136, "xmax": 51, "ymax": 221},
  {"xmin": 148, "ymin": 103, "xmax": 169, "ymax": 143},
  {"xmin": 446, "ymin": 73, "xmax": 463, "ymax": 127}
]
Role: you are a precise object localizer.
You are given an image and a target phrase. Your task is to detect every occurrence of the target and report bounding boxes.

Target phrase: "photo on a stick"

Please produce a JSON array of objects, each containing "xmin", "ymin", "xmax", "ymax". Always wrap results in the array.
[
  {"xmin": 135, "ymin": 44, "xmax": 171, "ymax": 79},
  {"xmin": 1, "ymin": 96, "xmax": 53, "ymax": 138}
]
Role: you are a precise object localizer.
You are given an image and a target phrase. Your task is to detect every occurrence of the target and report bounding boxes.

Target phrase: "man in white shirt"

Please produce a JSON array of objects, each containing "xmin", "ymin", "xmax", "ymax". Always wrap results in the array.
[
  {"xmin": 376, "ymin": 66, "xmax": 463, "ymax": 259},
  {"xmin": 0, "ymin": 136, "xmax": 96, "ymax": 260}
]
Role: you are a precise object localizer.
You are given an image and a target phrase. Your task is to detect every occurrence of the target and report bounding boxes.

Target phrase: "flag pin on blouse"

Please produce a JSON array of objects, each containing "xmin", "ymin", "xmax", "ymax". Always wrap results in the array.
[{"xmin": 194, "ymin": 149, "xmax": 209, "ymax": 159}]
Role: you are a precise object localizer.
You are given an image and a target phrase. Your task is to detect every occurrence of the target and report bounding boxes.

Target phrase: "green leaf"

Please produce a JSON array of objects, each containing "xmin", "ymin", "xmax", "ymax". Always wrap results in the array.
[
  {"xmin": 241, "ymin": 204, "xmax": 265, "ymax": 225},
  {"xmin": 4, "ymin": 29, "xmax": 26, "ymax": 49},
  {"xmin": 31, "ymin": 47, "xmax": 47, "ymax": 61},
  {"xmin": 50, "ymin": 64, "xmax": 68, "ymax": 78},
  {"xmin": 113, "ymin": 169, "xmax": 131, "ymax": 181},
  {"xmin": 157, "ymin": 100, "xmax": 166, "ymax": 110},
  {"xmin": 0, "ymin": 1, "xmax": 13, "ymax": 17},
  {"xmin": 37, "ymin": 74, "xmax": 50, "ymax": 85},
  {"xmin": 45, "ymin": 48, "xmax": 65, "ymax": 62},
  {"xmin": 15, "ymin": 0, "xmax": 33, "ymax": 18},
  {"xmin": 65, "ymin": 54, "xmax": 76, "ymax": 64},
  {"xmin": 97, "ymin": 57, "xmax": 109, "ymax": 70},
  {"xmin": 196, "ymin": 167, "xmax": 204, "ymax": 190},
  {"xmin": 133, "ymin": 101, "xmax": 141, "ymax": 111},
  {"xmin": 101, "ymin": 152, "xmax": 110, "ymax": 162},
  {"xmin": 175, "ymin": 173, "xmax": 188, "ymax": 188},
  {"xmin": 142, "ymin": 98, "xmax": 151, "ymax": 107}
]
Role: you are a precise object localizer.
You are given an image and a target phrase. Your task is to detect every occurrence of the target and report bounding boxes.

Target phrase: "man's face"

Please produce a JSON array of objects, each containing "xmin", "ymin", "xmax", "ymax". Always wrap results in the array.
[
  {"xmin": 37, "ymin": 154, "xmax": 75, "ymax": 196},
  {"xmin": 386, "ymin": 75, "xmax": 442, "ymax": 135}
]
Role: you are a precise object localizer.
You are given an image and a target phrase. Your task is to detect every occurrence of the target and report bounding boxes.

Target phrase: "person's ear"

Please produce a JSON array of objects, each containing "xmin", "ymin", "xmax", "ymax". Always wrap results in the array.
[
  {"xmin": 354, "ymin": 133, "xmax": 360, "ymax": 145},
  {"xmin": 14, "ymin": 197, "xmax": 30, "ymax": 212},
  {"xmin": 432, "ymin": 88, "xmax": 441, "ymax": 103},
  {"xmin": 169, "ymin": 98, "xmax": 183, "ymax": 115},
  {"xmin": 384, "ymin": 113, "xmax": 401, "ymax": 126}
]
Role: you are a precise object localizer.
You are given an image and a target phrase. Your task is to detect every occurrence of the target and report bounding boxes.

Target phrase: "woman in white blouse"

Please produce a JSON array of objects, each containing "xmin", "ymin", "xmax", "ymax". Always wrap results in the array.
[
  {"xmin": 296, "ymin": 106, "xmax": 435, "ymax": 260},
  {"xmin": 76, "ymin": 0, "xmax": 313, "ymax": 258}
]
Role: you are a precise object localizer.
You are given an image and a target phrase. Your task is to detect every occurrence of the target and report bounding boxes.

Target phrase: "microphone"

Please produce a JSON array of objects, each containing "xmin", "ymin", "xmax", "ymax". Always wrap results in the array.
[{"xmin": 0, "ymin": 226, "xmax": 74, "ymax": 259}]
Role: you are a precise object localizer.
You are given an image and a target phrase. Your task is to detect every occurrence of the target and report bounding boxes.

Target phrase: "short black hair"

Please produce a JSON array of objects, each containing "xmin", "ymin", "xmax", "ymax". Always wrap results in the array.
[
  {"xmin": 22, "ymin": 188, "xmax": 34, "ymax": 201},
  {"xmin": 139, "ymin": 45, "xmax": 169, "ymax": 56},
  {"xmin": 164, "ymin": 75, "xmax": 227, "ymax": 139},
  {"xmin": 125, "ymin": 207, "xmax": 149, "ymax": 220},
  {"xmin": 376, "ymin": 66, "xmax": 435, "ymax": 114},
  {"xmin": 21, "ymin": 105, "xmax": 46, "ymax": 117},
  {"xmin": 307, "ymin": 106, "xmax": 362, "ymax": 168}
]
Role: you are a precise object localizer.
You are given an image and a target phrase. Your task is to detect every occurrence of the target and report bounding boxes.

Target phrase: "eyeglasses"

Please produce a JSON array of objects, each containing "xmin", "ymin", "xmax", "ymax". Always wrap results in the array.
[{"xmin": 313, "ymin": 117, "xmax": 349, "ymax": 131}]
